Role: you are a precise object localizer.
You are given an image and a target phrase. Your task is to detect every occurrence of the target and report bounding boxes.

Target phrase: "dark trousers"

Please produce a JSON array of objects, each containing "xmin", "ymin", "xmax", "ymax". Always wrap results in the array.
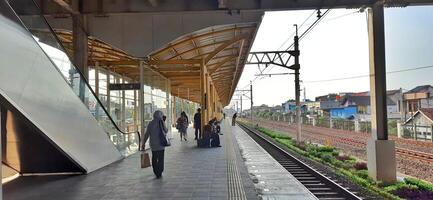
[
  {"xmin": 194, "ymin": 127, "xmax": 201, "ymax": 139},
  {"xmin": 211, "ymin": 134, "xmax": 220, "ymax": 147},
  {"xmin": 152, "ymin": 150, "xmax": 165, "ymax": 177}
]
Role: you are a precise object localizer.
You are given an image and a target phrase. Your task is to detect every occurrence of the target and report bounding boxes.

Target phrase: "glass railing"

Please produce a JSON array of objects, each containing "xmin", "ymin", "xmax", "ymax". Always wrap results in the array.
[{"xmin": 7, "ymin": 0, "xmax": 138, "ymax": 156}]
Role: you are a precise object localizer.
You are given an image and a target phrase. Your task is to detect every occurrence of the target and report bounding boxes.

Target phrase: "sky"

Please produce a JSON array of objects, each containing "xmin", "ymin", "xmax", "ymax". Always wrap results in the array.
[{"xmin": 232, "ymin": 6, "xmax": 433, "ymax": 109}]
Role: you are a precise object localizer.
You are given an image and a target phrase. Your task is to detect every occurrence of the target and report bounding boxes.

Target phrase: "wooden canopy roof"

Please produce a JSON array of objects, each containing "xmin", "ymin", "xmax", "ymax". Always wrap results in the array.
[
  {"xmin": 52, "ymin": 23, "xmax": 258, "ymax": 106},
  {"xmin": 149, "ymin": 23, "xmax": 258, "ymax": 105}
]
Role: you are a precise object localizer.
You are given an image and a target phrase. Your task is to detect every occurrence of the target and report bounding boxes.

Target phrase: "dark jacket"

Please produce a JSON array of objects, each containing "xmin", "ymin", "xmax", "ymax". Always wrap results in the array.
[
  {"xmin": 193, "ymin": 113, "xmax": 201, "ymax": 129},
  {"xmin": 143, "ymin": 111, "xmax": 168, "ymax": 151}
]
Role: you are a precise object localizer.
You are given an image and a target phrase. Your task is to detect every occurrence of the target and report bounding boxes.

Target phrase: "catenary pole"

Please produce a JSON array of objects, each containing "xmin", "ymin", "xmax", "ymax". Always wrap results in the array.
[{"xmin": 294, "ymin": 25, "xmax": 302, "ymax": 142}]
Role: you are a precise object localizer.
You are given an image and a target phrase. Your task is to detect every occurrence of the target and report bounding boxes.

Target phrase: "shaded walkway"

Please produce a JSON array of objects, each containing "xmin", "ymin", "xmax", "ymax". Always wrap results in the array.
[{"xmin": 4, "ymin": 120, "xmax": 257, "ymax": 200}]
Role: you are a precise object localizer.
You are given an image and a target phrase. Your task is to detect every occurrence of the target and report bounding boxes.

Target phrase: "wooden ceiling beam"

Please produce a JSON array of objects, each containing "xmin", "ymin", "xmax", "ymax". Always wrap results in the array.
[
  {"xmin": 163, "ymin": 72, "xmax": 200, "ymax": 77},
  {"xmin": 191, "ymin": 46, "xmax": 239, "ymax": 60},
  {"xmin": 208, "ymin": 56, "xmax": 237, "ymax": 74},
  {"xmin": 151, "ymin": 26, "xmax": 255, "ymax": 56},
  {"xmin": 148, "ymin": 59, "xmax": 202, "ymax": 65},
  {"xmin": 212, "ymin": 69, "xmax": 235, "ymax": 76},
  {"xmin": 166, "ymin": 40, "xmax": 227, "ymax": 60},
  {"xmin": 204, "ymin": 34, "xmax": 249, "ymax": 64}
]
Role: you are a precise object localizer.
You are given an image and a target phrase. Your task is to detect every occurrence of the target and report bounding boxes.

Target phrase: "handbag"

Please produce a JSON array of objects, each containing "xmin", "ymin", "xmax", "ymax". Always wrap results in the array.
[
  {"xmin": 141, "ymin": 152, "xmax": 151, "ymax": 168},
  {"xmin": 159, "ymin": 121, "xmax": 171, "ymax": 146}
]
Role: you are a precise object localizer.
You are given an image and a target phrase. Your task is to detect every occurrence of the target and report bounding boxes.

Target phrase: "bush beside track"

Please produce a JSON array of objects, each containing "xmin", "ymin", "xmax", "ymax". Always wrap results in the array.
[{"xmin": 238, "ymin": 119, "xmax": 433, "ymax": 200}]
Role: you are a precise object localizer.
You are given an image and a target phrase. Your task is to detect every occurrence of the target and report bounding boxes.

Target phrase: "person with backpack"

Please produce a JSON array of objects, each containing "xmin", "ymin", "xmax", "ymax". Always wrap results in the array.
[
  {"xmin": 142, "ymin": 110, "xmax": 169, "ymax": 178},
  {"xmin": 176, "ymin": 111, "xmax": 189, "ymax": 141}
]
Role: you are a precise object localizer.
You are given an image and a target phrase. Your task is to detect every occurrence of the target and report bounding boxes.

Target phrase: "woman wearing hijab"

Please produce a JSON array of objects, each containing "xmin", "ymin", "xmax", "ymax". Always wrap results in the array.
[
  {"xmin": 176, "ymin": 111, "xmax": 189, "ymax": 141},
  {"xmin": 142, "ymin": 110, "xmax": 168, "ymax": 178}
]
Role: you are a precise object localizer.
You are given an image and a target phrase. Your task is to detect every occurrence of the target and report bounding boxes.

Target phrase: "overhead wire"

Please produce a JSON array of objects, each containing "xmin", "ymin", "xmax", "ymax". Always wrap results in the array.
[
  {"xmin": 259, "ymin": 9, "xmax": 331, "ymax": 82},
  {"xmin": 239, "ymin": 10, "xmax": 318, "ymax": 90},
  {"xmin": 304, "ymin": 65, "xmax": 433, "ymax": 83},
  {"xmin": 235, "ymin": 9, "xmax": 358, "ymax": 102}
]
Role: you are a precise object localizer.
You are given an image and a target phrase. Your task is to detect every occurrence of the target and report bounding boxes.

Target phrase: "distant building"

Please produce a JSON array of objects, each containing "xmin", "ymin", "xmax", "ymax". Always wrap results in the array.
[
  {"xmin": 270, "ymin": 105, "xmax": 283, "ymax": 113},
  {"xmin": 315, "ymin": 93, "xmax": 339, "ymax": 102},
  {"xmin": 316, "ymin": 91, "xmax": 400, "ymax": 120},
  {"xmin": 330, "ymin": 106, "xmax": 357, "ymax": 119},
  {"xmin": 403, "ymin": 85, "xmax": 433, "ymax": 116},
  {"xmin": 281, "ymin": 101, "xmax": 307, "ymax": 114},
  {"xmin": 304, "ymin": 101, "xmax": 321, "ymax": 115},
  {"xmin": 403, "ymin": 108, "xmax": 433, "ymax": 138},
  {"xmin": 253, "ymin": 104, "xmax": 271, "ymax": 113}
]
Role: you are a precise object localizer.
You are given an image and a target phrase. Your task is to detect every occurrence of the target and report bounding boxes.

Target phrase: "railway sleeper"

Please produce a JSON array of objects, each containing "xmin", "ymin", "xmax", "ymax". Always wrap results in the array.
[
  {"xmin": 308, "ymin": 187, "xmax": 333, "ymax": 191},
  {"xmin": 303, "ymin": 183, "xmax": 327, "ymax": 187},
  {"xmin": 313, "ymin": 192, "xmax": 340, "ymax": 196}
]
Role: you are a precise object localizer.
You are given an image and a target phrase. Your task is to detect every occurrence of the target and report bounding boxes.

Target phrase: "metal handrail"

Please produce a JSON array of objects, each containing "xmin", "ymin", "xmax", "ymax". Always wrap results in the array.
[{"xmin": 13, "ymin": 0, "xmax": 138, "ymax": 136}]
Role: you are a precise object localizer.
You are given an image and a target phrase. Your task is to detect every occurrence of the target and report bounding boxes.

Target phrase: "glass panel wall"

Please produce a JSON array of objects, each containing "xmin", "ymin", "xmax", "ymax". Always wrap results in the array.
[
  {"xmin": 9, "ymin": 0, "xmax": 172, "ymax": 153},
  {"xmin": 8, "ymin": 0, "xmax": 138, "ymax": 156},
  {"xmin": 87, "ymin": 65, "xmax": 171, "ymax": 141}
]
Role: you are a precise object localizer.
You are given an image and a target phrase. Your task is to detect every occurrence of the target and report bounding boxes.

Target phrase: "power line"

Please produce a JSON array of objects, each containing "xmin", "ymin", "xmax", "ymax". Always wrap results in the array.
[
  {"xmin": 277, "ymin": 11, "xmax": 316, "ymax": 50},
  {"xmin": 261, "ymin": 9, "xmax": 331, "ymax": 81},
  {"xmin": 301, "ymin": 10, "xmax": 360, "ymax": 26},
  {"xmin": 304, "ymin": 65, "xmax": 433, "ymax": 83},
  {"xmin": 239, "ymin": 9, "xmax": 355, "ymax": 90},
  {"xmin": 239, "ymin": 11, "xmax": 319, "ymax": 90}
]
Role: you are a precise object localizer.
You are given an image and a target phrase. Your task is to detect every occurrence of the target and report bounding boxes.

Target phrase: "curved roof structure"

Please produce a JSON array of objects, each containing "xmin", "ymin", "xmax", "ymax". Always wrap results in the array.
[
  {"xmin": 149, "ymin": 23, "xmax": 258, "ymax": 105},
  {"xmin": 51, "ymin": 23, "xmax": 258, "ymax": 106}
]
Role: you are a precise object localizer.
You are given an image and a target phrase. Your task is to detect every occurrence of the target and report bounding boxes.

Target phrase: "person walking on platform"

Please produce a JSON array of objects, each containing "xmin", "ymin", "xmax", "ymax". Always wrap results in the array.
[
  {"xmin": 193, "ymin": 108, "xmax": 201, "ymax": 140},
  {"xmin": 142, "ymin": 110, "xmax": 168, "ymax": 178},
  {"xmin": 176, "ymin": 111, "xmax": 189, "ymax": 141},
  {"xmin": 232, "ymin": 112, "xmax": 237, "ymax": 126}
]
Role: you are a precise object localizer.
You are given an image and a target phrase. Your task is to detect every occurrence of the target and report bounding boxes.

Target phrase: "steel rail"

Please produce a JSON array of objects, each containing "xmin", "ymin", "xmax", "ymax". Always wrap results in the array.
[{"xmin": 237, "ymin": 122, "xmax": 362, "ymax": 200}]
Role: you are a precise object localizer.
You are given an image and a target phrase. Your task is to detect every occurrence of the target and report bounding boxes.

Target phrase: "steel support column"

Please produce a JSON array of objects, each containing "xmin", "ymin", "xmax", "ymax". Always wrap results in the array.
[
  {"xmin": 294, "ymin": 31, "xmax": 302, "ymax": 143},
  {"xmin": 94, "ymin": 62, "xmax": 100, "ymax": 120},
  {"xmin": 250, "ymin": 83, "xmax": 253, "ymax": 123},
  {"xmin": 73, "ymin": 14, "xmax": 88, "ymax": 102},
  {"xmin": 121, "ymin": 77, "xmax": 126, "ymax": 131},
  {"xmin": 200, "ymin": 60, "xmax": 207, "ymax": 135},
  {"xmin": 139, "ymin": 61, "xmax": 146, "ymax": 148},
  {"xmin": 106, "ymin": 70, "xmax": 111, "ymax": 116},
  {"xmin": 366, "ymin": 3, "xmax": 396, "ymax": 183}
]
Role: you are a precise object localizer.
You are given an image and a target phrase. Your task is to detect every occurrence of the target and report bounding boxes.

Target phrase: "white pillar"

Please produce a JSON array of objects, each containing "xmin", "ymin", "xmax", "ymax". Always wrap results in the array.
[
  {"xmin": 366, "ymin": 3, "xmax": 396, "ymax": 183},
  {"xmin": 355, "ymin": 120, "xmax": 360, "ymax": 132},
  {"xmin": 330, "ymin": 118, "xmax": 333, "ymax": 129},
  {"xmin": 312, "ymin": 117, "xmax": 316, "ymax": 126},
  {"xmin": 397, "ymin": 122, "xmax": 402, "ymax": 138},
  {"xmin": 121, "ymin": 77, "xmax": 126, "ymax": 131},
  {"xmin": 431, "ymin": 125, "xmax": 433, "ymax": 142}
]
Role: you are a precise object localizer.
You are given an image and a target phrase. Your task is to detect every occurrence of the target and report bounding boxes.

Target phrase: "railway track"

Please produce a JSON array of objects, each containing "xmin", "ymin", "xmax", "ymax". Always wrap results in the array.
[{"xmin": 237, "ymin": 122, "xmax": 362, "ymax": 200}]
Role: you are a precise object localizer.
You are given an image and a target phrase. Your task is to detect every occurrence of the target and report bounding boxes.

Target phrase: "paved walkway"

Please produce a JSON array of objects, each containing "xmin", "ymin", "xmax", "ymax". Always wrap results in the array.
[
  {"xmin": 3, "ymin": 120, "xmax": 257, "ymax": 200},
  {"xmin": 232, "ymin": 125, "xmax": 318, "ymax": 200}
]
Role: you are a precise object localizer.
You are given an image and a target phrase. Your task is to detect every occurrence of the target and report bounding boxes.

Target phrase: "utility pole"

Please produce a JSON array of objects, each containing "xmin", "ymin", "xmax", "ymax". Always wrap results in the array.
[
  {"xmin": 240, "ymin": 94, "xmax": 243, "ymax": 116},
  {"xmin": 246, "ymin": 25, "xmax": 302, "ymax": 142},
  {"xmin": 294, "ymin": 24, "xmax": 302, "ymax": 143},
  {"xmin": 303, "ymin": 87, "xmax": 306, "ymax": 102},
  {"xmin": 250, "ymin": 83, "xmax": 253, "ymax": 123}
]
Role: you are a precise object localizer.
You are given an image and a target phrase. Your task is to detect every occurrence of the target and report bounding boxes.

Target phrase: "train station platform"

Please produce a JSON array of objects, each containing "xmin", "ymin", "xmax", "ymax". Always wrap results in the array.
[{"xmin": 3, "ymin": 121, "xmax": 315, "ymax": 200}]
